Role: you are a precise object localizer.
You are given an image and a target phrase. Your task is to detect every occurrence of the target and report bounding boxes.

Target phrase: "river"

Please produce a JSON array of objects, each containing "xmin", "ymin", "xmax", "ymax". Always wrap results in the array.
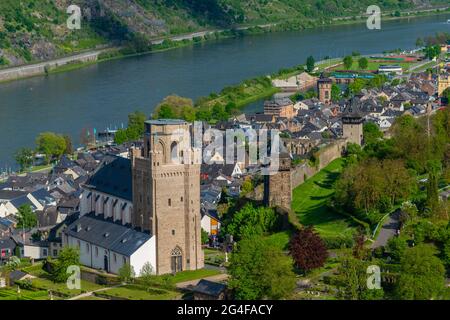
[{"xmin": 0, "ymin": 14, "xmax": 449, "ymax": 169}]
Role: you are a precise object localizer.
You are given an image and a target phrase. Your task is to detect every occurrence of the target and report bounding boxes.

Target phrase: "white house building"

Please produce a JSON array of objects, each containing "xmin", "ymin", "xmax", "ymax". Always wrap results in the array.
[
  {"xmin": 64, "ymin": 213, "xmax": 155, "ymax": 275},
  {"xmin": 201, "ymin": 209, "xmax": 221, "ymax": 236}
]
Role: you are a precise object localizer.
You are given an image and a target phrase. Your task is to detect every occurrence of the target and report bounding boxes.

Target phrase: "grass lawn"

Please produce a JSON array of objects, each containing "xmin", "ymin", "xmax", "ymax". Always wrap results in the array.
[
  {"xmin": 97, "ymin": 284, "xmax": 180, "ymax": 300},
  {"xmin": 21, "ymin": 262, "xmax": 106, "ymax": 297},
  {"xmin": 265, "ymin": 231, "xmax": 291, "ymax": 251},
  {"xmin": 291, "ymin": 158, "xmax": 355, "ymax": 239},
  {"xmin": 169, "ymin": 268, "xmax": 222, "ymax": 283},
  {"xmin": 204, "ymin": 248, "xmax": 226, "ymax": 266},
  {"xmin": 0, "ymin": 288, "xmax": 51, "ymax": 300}
]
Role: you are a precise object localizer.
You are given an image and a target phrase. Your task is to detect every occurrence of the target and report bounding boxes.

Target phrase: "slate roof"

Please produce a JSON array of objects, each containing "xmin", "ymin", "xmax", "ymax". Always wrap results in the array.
[
  {"xmin": 48, "ymin": 212, "xmax": 80, "ymax": 243},
  {"xmin": 264, "ymin": 97, "xmax": 293, "ymax": 108},
  {"xmin": 9, "ymin": 270, "xmax": 31, "ymax": 282},
  {"xmin": 192, "ymin": 279, "xmax": 227, "ymax": 297},
  {"xmin": 0, "ymin": 218, "xmax": 14, "ymax": 228},
  {"xmin": 36, "ymin": 207, "xmax": 59, "ymax": 228},
  {"xmin": 201, "ymin": 208, "xmax": 220, "ymax": 222},
  {"xmin": 54, "ymin": 155, "xmax": 76, "ymax": 173},
  {"xmin": 84, "ymin": 156, "xmax": 132, "ymax": 201},
  {"xmin": 0, "ymin": 190, "xmax": 27, "ymax": 201},
  {"xmin": 201, "ymin": 164, "xmax": 238, "ymax": 180},
  {"xmin": 342, "ymin": 97, "xmax": 364, "ymax": 118},
  {"xmin": 245, "ymin": 113, "xmax": 275, "ymax": 123},
  {"xmin": 65, "ymin": 213, "xmax": 151, "ymax": 256},
  {"xmin": 0, "ymin": 237, "xmax": 16, "ymax": 249},
  {"xmin": 31, "ymin": 188, "xmax": 55, "ymax": 206},
  {"xmin": 9, "ymin": 195, "xmax": 37, "ymax": 211}
]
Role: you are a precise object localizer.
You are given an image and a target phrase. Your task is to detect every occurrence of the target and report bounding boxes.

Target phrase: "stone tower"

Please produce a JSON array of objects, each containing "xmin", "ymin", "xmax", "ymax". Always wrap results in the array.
[
  {"xmin": 318, "ymin": 77, "xmax": 333, "ymax": 104},
  {"xmin": 131, "ymin": 119, "xmax": 203, "ymax": 275},
  {"xmin": 264, "ymin": 152, "xmax": 292, "ymax": 209},
  {"xmin": 342, "ymin": 99, "xmax": 364, "ymax": 146}
]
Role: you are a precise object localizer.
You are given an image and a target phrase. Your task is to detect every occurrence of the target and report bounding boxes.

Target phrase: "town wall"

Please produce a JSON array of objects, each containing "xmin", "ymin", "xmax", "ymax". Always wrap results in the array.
[{"xmin": 290, "ymin": 139, "xmax": 346, "ymax": 189}]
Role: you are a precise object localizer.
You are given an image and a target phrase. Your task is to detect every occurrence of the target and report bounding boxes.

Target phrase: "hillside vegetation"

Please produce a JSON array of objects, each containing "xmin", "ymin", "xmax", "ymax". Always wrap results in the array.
[{"xmin": 0, "ymin": 0, "xmax": 448, "ymax": 66}]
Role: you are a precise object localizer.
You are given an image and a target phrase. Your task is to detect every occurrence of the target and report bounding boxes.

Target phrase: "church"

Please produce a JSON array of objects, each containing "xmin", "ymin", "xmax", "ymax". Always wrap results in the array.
[{"xmin": 64, "ymin": 119, "xmax": 204, "ymax": 275}]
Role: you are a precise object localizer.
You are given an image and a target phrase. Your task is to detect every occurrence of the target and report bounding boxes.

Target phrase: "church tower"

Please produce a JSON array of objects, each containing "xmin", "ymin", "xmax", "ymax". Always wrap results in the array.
[
  {"xmin": 131, "ymin": 119, "xmax": 203, "ymax": 275},
  {"xmin": 318, "ymin": 77, "xmax": 333, "ymax": 104},
  {"xmin": 342, "ymin": 99, "xmax": 364, "ymax": 146}
]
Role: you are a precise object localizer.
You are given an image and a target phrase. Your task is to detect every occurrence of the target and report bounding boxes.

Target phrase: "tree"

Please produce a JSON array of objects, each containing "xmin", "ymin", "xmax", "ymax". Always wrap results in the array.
[
  {"xmin": 228, "ymin": 236, "xmax": 296, "ymax": 299},
  {"xmin": 201, "ymin": 229, "xmax": 209, "ymax": 245},
  {"xmin": 334, "ymin": 159, "xmax": 414, "ymax": 215},
  {"xmin": 343, "ymin": 56, "xmax": 353, "ymax": 70},
  {"xmin": 139, "ymin": 262, "xmax": 174, "ymax": 290},
  {"xmin": 363, "ymin": 122, "xmax": 383, "ymax": 145},
  {"xmin": 211, "ymin": 104, "xmax": 228, "ymax": 121},
  {"xmin": 50, "ymin": 247, "xmax": 80, "ymax": 283},
  {"xmin": 424, "ymin": 45, "xmax": 441, "ymax": 60},
  {"xmin": 14, "ymin": 148, "xmax": 34, "ymax": 172},
  {"xmin": 425, "ymin": 160, "xmax": 441, "ymax": 214},
  {"xmin": 368, "ymin": 74, "xmax": 388, "ymax": 89},
  {"xmin": 154, "ymin": 95, "xmax": 194, "ymax": 120},
  {"xmin": 306, "ymin": 55, "xmax": 315, "ymax": 73},
  {"xmin": 223, "ymin": 203, "xmax": 279, "ymax": 240},
  {"xmin": 336, "ymin": 256, "xmax": 384, "ymax": 300},
  {"xmin": 156, "ymin": 104, "xmax": 175, "ymax": 119},
  {"xmin": 16, "ymin": 205, "xmax": 37, "ymax": 229},
  {"xmin": 386, "ymin": 237, "xmax": 408, "ymax": 262},
  {"xmin": 118, "ymin": 263, "xmax": 135, "ymax": 284},
  {"xmin": 347, "ymin": 78, "xmax": 366, "ymax": 95},
  {"xmin": 395, "ymin": 244, "xmax": 446, "ymax": 300},
  {"xmin": 1, "ymin": 256, "xmax": 21, "ymax": 287},
  {"xmin": 442, "ymin": 88, "xmax": 450, "ymax": 101},
  {"xmin": 35, "ymin": 132, "xmax": 66, "ymax": 164},
  {"xmin": 358, "ymin": 57, "xmax": 368, "ymax": 70},
  {"xmin": 289, "ymin": 227, "xmax": 328, "ymax": 273},
  {"xmin": 140, "ymin": 262, "xmax": 154, "ymax": 278},
  {"xmin": 240, "ymin": 179, "xmax": 253, "ymax": 197},
  {"xmin": 127, "ymin": 111, "xmax": 146, "ymax": 139},
  {"xmin": 114, "ymin": 128, "xmax": 129, "ymax": 145},
  {"xmin": 331, "ymin": 84, "xmax": 341, "ymax": 102},
  {"xmin": 63, "ymin": 135, "xmax": 73, "ymax": 155}
]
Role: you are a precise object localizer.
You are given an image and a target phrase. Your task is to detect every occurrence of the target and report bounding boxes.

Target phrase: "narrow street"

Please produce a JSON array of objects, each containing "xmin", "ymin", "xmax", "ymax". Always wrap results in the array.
[{"xmin": 372, "ymin": 210, "xmax": 401, "ymax": 249}]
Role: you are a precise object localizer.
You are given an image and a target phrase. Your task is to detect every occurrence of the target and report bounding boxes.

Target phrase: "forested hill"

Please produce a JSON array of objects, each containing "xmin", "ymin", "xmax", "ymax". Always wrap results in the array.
[{"xmin": 0, "ymin": 0, "xmax": 448, "ymax": 66}]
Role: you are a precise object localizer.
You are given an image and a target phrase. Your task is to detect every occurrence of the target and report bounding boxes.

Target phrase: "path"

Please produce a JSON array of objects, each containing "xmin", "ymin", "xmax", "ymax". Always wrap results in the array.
[
  {"xmin": 175, "ymin": 273, "xmax": 229, "ymax": 290},
  {"xmin": 372, "ymin": 210, "xmax": 401, "ymax": 249},
  {"xmin": 67, "ymin": 284, "xmax": 122, "ymax": 300}
]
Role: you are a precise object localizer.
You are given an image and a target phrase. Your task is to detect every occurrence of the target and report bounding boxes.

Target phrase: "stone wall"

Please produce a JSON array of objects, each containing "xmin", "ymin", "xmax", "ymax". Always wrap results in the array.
[{"xmin": 291, "ymin": 139, "xmax": 346, "ymax": 190}]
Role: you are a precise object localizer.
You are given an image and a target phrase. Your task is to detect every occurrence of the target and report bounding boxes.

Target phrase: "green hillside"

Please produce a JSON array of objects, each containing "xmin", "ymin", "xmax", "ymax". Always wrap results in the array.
[{"xmin": 0, "ymin": 0, "xmax": 448, "ymax": 67}]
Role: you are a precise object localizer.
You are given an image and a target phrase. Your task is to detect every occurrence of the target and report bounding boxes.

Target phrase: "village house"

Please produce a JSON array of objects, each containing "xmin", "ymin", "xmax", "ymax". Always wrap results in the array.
[
  {"xmin": 264, "ymin": 98, "xmax": 296, "ymax": 119},
  {"xmin": 200, "ymin": 208, "xmax": 221, "ymax": 236}
]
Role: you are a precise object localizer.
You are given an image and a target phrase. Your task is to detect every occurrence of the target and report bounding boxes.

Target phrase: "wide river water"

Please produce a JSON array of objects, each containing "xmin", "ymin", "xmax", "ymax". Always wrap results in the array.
[{"xmin": 0, "ymin": 14, "xmax": 449, "ymax": 169}]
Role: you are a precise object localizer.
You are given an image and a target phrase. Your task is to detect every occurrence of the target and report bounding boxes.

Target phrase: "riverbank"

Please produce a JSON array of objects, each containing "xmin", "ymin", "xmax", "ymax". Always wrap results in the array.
[{"xmin": 0, "ymin": 7, "xmax": 448, "ymax": 84}]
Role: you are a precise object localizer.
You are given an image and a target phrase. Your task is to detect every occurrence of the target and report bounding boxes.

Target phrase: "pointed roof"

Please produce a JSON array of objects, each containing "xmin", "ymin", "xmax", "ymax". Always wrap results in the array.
[{"xmin": 343, "ymin": 97, "xmax": 364, "ymax": 118}]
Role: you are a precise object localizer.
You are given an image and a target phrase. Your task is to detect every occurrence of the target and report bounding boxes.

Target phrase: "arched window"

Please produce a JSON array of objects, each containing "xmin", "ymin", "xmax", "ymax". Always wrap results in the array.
[
  {"xmin": 171, "ymin": 246, "xmax": 183, "ymax": 273},
  {"xmin": 170, "ymin": 141, "xmax": 179, "ymax": 164}
]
